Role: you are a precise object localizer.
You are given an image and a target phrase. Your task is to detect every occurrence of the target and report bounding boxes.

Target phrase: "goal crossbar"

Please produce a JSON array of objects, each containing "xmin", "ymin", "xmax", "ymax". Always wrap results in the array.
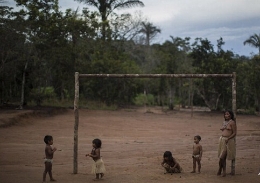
[{"xmin": 78, "ymin": 73, "xmax": 233, "ymax": 78}]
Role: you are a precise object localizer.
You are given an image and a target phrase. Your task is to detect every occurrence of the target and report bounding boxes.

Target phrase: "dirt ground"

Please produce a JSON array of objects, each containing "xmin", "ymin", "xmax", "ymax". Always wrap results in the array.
[{"xmin": 0, "ymin": 106, "xmax": 260, "ymax": 183}]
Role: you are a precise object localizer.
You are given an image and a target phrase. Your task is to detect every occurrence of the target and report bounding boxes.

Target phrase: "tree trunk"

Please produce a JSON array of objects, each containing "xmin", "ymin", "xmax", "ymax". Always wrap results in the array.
[
  {"xmin": 197, "ymin": 89, "xmax": 212, "ymax": 110},
  {"xmin": 19, "ymin": 60, "xmax": 28, "ymax": 109},
  {"xmin": 169, "ymin": 85, "xmax": 174, "ymax": 110}
]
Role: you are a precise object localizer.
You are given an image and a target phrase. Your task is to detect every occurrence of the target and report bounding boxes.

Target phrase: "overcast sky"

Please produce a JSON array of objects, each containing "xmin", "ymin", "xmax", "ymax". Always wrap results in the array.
[{"xmin": 5, "ymin": 0, "xmax": 260, "ymax": 56}]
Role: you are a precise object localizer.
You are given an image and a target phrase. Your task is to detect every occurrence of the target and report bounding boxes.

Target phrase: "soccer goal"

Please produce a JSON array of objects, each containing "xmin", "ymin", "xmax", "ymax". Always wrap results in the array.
[{"xmin": 73, "ymin": 72, "xmax": 237, "ymax": 174}]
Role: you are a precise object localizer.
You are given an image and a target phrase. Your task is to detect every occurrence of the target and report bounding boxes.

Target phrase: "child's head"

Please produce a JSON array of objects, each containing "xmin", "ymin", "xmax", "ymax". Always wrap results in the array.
[
  {"xmin": 163, "ymin": 151, "xmax": 173, "ymax": 160},
  {"xmin": 194, "ymin": 135, "xmax": 201, "ymax": 143},
  {"xmin": 92, "ymin": 138, "xmax": 102, "ymax": 148},
  {"xmin": 223, "ymin": 110, "xmax": 234, "ymax": 120},
  {"xmin": 44, "ymin": 135, "xmax": 53, "ymax": 144}
]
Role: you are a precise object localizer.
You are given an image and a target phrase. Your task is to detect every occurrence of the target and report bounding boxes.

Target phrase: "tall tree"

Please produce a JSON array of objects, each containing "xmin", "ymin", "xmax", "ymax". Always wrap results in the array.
[
  {"xmin": 75, "ymin": 0, "xmax": 144, "ymax": 40},
  {"xmin": 243, "ymin": 33, "xmax": 260, "ymax": 55},
  {"xmin": 190, "ymin": 38, "xmax": 235, "ymax": 110},
  {"xmin": 14, "ymin": 0, "xmax": 65, "ymax": 105},
  {"xmin": 0, "ymin": 4, "xmax": 28, "ymax": 104},
  {"xmin": 139, "ymin": 21, "xmax": 161, "ymax": 46}
]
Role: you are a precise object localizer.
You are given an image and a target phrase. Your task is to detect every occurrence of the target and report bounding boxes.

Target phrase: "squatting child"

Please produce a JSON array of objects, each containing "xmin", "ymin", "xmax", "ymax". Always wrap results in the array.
[{"xmin": 161, "ymin": 151, "xmax": 182, "ymax": 174}]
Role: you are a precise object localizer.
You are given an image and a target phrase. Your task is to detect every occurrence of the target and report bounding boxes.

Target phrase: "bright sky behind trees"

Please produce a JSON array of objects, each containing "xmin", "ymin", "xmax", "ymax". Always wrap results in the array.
[{"xmin": 5, "ymin": 0, "xmax": 260, "ymax": 56}]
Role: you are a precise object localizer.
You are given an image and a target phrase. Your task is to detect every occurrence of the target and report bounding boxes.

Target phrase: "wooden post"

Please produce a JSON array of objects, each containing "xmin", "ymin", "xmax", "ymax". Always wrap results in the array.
[
  {"xmin": 231, "ymin": 72, "xmax": 236, "ymax": 175},
  {"xmin": 232, "ymin": 72, "xmax": 237, "ymax": 119},
  {"xmin": 73, "ymin": 72, "xmax": 79, "ymax": 174},
  {"xmin": 190, "ymin": 78, "xmax": 194, "ymax": 118}
]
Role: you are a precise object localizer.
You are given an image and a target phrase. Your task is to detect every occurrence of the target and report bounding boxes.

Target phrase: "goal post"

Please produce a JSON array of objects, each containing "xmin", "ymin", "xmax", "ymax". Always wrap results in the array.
[{"xmin": 73, "ymin": 72, "xmax": 237, "ymax": 174}]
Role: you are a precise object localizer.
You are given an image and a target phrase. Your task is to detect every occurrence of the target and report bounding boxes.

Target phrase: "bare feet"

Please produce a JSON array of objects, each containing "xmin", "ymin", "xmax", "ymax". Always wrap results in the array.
[
  {"xmin": 50, "ymin": 179, "xmax": 56, "ymax": 182},
  {"xmin": 190, "ymin": 171, "xmax": 196, "ymax": 173},
  {"xmin": 229, "ymin": 172, "xmax": 235, "ymax": 176},
  {"xmin": 100, "ymin": 173, "xmax": 104, "ymax": 179},
  {"xmin": 221, "ymin": 173, "xmax": 226, "ymax": 177},
  {"xmin": 217, "ymin": 170, "xmax": 221, "ymax": 176}
]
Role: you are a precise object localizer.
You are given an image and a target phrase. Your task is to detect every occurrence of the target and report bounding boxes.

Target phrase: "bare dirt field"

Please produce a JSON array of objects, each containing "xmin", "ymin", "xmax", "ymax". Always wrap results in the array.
[{"xmin": 0, "ymin": 106, "xmax": 260, "ymax": 183}]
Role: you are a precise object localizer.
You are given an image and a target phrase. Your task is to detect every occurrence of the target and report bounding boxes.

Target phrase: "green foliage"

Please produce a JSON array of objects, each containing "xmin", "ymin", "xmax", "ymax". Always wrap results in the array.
[
  {"xmin": 29, "ymin": 87, "xmax": 57, "ymax": 106},
  {"xmin": 134, "ymin": 93, "xmax": 155, "ymax": 106},
  {"xmin": 237, "ymin": 108, "xmax": 257, "ymax": 115},
  {"xmin": 1, "ymin": 1, "xmax": 259, "ymax": 114},
  {"xmin": 189, "ymin": 38, "xmax": 237, "ymax": 110}
]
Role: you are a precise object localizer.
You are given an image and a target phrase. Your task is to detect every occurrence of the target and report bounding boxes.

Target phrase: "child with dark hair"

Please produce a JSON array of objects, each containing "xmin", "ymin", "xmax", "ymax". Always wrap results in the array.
[
  {"xmin": 86, "ymin": 138, "xmax": 106, "ymax": 180},
  {"xmin": 43, "ymin": 135, "xmax": 57, "ymax": 182},
  {"xmin": 191, "ymin": 135, "xmax": 203, "ymax": 173},
  {"xmin": 161, "ymin": 151, "xmax": 182, "ymax": 174}
]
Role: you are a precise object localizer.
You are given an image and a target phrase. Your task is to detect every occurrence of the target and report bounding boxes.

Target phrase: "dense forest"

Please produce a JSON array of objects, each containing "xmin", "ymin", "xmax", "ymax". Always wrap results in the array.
[{"xmin": 1, "ymin": 0, "xmax": 260, "ymax": 113}]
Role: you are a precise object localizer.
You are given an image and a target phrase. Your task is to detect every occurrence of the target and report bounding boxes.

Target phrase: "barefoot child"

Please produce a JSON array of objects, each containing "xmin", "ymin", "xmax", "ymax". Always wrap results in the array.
[
  {"xmin": 43, "ymin": 135, "xmax": 57, "ymax": 182},
  {"xmin": 86, "ymin": 138, "xmax": 106, "ymax": 180},
  {"xmin": 191, "ymin": 135, "xmax": 203, "ymax": 173},
  {"xmin": 161, "ymin": 151, "xmax": 182, "ymax": 174}
]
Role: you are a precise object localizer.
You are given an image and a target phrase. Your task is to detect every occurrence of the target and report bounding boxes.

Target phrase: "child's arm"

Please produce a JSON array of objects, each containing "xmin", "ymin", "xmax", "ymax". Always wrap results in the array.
[
  {"xmin": 192, "ymin": 144, "xmax": 194, "ymax": 158},
  {"xmin": 46, "ymin": 146, "xmax": 56, "ymax": 157},
  {"xmin": 161, "ymin": 159, "xmax": 166, "ymax": 166},
  {"xmin": 49, "ymin": 146, "xmax": 56, "ymax": 154},
  {"xmin": 171, "ymin": 159, "xmax": 179, "ymax": 169},
  {"xmin": 199, "ymin": 145, "xmax": 203, "ymax": 160},
  {"xmin": 88, "ymin": 148, "xmax": 100, "ymax": 158},
  {"xmin": 86, "ymin": 150, "xmax": 92, "ymax": 156}
]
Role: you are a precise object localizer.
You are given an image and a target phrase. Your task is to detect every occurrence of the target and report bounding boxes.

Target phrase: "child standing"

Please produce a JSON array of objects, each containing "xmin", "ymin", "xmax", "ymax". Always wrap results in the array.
[
  {"xmin": 43, "ymin": 135, "xmax": 57, "ymax": 182},
  {"xmin": 191, "ymin": 135, "xmax": 203, "ymax": 173},
  {"xmin": 86, "ymin": 138, "xmax": 106, "ymax": 180},
  {"xmin": 161, "ymin": 151, "xmax": 182, "ymax": 174}
]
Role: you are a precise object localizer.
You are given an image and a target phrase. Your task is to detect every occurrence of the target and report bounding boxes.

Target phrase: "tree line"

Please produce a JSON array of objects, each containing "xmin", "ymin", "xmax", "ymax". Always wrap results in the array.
[{"xmin": 1, "ymin": 0, "xmax": 260, "ymax": 113}]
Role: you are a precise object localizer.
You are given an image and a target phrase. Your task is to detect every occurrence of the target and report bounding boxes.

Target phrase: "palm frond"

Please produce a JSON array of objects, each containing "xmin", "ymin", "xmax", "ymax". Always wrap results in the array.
[
  {"xmin": 243, "ymin": 33, "xmax": 260, "ymax": 47},
  {"xmin": 76, "ymin": 0, "xmax": 99, "ymax": 8},
  {"xmin": 112, "ymin": 0, "xmax": 144, "ymax": 11}
]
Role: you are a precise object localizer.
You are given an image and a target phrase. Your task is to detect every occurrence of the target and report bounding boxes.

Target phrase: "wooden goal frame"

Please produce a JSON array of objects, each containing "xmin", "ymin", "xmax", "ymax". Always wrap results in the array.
[{"xmin": 73, "ymin": 72, "xmax": 237, "ymax": 174}]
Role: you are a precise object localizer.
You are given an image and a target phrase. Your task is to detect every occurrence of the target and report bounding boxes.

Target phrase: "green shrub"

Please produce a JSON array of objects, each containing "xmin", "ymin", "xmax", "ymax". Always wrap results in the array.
[
  {"xmin": 134, "ymin": 93, "xmax": 155, "ymax": 106},
  {"xmin": 29, "ymin": 87, "xmax": 57, "ymax": 106}
]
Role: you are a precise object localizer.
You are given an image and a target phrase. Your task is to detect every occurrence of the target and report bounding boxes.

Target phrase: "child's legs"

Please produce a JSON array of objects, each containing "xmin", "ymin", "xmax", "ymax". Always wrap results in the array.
[
  {"xmin": 172, "ymin": 167, "xmax": 181, "ymax": 173},
  {"xmin": 192, "ymin": 158, "xmax": 196, "ymax": 171},
  {"xmin": 197, "ymin": 159, "xmax": 201, "ymax": 172},
  {"xmin": 43, "ymin": 162, "xmax": 48, "ymax": 181},
  {"xmin": 100, "ymin": 173, "xmax": 104, "ymax": 178},
  {"xmin": 46, "ymin": 162, "xmax": 54, "ymax": 180}
]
